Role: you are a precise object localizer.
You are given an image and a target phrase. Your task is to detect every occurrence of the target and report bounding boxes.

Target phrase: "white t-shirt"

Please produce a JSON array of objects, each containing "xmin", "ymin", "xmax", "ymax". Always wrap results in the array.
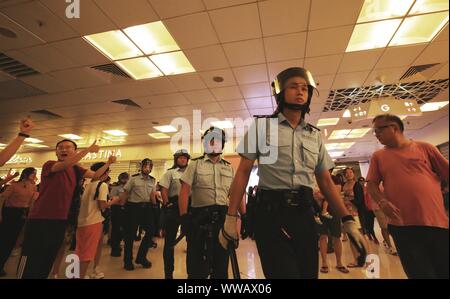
[{"xmin": 77, "ymin": 180, "xmax": 107, "ymax": 227}]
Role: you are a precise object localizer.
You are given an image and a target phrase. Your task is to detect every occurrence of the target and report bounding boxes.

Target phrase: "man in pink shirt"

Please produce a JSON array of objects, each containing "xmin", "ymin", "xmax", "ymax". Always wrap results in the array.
[{"xmin": 367, "ymin": 114, "xmax": 449, "ymax": 279}]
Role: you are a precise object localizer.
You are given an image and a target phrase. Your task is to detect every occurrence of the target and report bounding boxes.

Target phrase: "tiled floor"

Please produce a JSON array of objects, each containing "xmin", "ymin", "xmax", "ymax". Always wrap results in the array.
[{"xmin": 2, "ymin": 226, "xmax": 406, "ymax": 279}]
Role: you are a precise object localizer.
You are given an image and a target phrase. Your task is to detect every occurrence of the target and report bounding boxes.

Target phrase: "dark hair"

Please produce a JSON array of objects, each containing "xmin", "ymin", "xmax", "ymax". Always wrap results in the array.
[
  {"xmin": 372, "ymin": 114, "xmax": 404, "ymax": 132},
  {"xmin": 118, "ymin": 172, "xmax": 129, "ymax": 181},
  {"xmin": 56, "ymin": 139, "xmax": 78, "ymax": 150},
  {"xmin": 331, "ymin": 174, "xmax": 343, "ymax": 185},
  {"xmin": 19, "ymin": 167, "xmax": 36, "ymax": 182},
  {"xmin": 90, "ymin": 162, "xmax": 109, "ymax": 177}
]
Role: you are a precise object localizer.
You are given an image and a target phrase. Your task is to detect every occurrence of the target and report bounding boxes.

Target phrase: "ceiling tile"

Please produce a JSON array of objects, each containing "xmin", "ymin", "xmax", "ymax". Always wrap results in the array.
[
  {"xmin": 232, "ymin": 64, "xmax": 268, "ymax": 85},
  {"xmin": 245, "ymin": 97, "xmax": 272, "ymax": 109},
  {"xmin": 218, "ymin": 99, "xmax": 247, "ymax": 111},
  {"xmin": 19, "ymin": 73, "xmax": 71, "ymax": 93},
  {"xmin": 184, "ymin": 45, "xmax": 229, "ymax": 71},
  {"xmin": 332, "ymin": 71, "xmax": 369, "ymax": 89},
  {"xmin": 267, "ymin": 59, "xmax": 304, "ymax": 81},
  {"xmin": 50, "ymin": 37, "xmax": 110, "ymax": 67},
  {"xmin": 314, "ymin": 74, "xmax": 335, "ymax": 90},
  {"xmin": 431, "ymin": 63, "xmax": 449, "ymax": 80},
  {"xmin": 259, "ymin": 0, "xmax": 309, "ymax": 36},
  {"xmin": 203, "ymin": 0, "xmax": 254, "ymax": 10},
  {"xmin": 0, "ymin": 1, "xmax": 78, "ymax": 42},
  {"xmin": 173, "ymin": 102, "xmax": 223, "ymax": 116},
  {"xmin": 199, "ymin": 69, "xmax": 237, "ymax": 88},
  {"xmin": 309, "ymin": 0, "xmax": 363, "ymax": 30},
  {"xmin": 338, "ymin": 49, "xmax": 383, "ymax": 73},
  {"xmin": 375, "ymin": 45, "xmax": 426, "ymax": 69},
  {"xmin": 169, "ymin": 73, "xmax": 207, "ymax": 91},
  {"xmin": 210, "ymin": 86, "xmax": 242, "ymax": 100},
  {"xmin": 240, "ymin": 82, "xmax": 271, "ymax": 98},
  {"xmin": 249, "ymin": 107, "xmax": 274, "ymax": 116},
  {"xmin": 49, "ymin": 67, "xmax": 111, "ymax": 89},
  {"xmin": 0, "ymin": 71, "xmax": 13, "ymax": 82},
  {"xmin": 164, "ymin": 12, "xmax": 219, "ymax": 49},
  {"xmin": 94, "ymin": 0, "xmax": 159, "ymax": 28},
  {"xmin": 19, "ymin": 44, "xmax": 77, "ymax": 72},
  {"xmin": 264, "ymin": 32, "xmax": 307, "ymax": 62},
  {"xmin": 413, "ymin": 41, "xmax": 449, "ymax": 65},
  {"xmin": 41, "ymin": 0, "xmax": 116, "ymax": 35},
  {"xmin": 137, "ymin": 93, "xmax": 190, "ymax": 109},
  {"xmin": 182, "ymin": 89, "xmax": 215, "ymax": 104},
  {"xmin": 148, "ymin": 0, "xmax": 205, "ymax": 19},
  {"xmin": 306, "ymin": 25, "xmax": 354, "ymax": 57},
  {"xmin": 209, "ymin": 3, "xmax": 261, "ymax": 43},
  {"xmin": 223, "ymin": 39, "xmax": 265, "ymax": 67},
  {"xmin": 434, "ymin": 24, "xmax": 448, "ymax": 42},
  {"xmin": 304, "ymin": 54, "xmax": 343, "ymax": 76},
  {"xmin": 0, "ymin": 79, "xmax": 46, "ymax": 100},
  {"xmin": 224, "ymin": 109, "xmax": 251, "ymax": 119},
  {"xmin": 0, "ymin": 13, "xmax": 44, "ymax": 51}
]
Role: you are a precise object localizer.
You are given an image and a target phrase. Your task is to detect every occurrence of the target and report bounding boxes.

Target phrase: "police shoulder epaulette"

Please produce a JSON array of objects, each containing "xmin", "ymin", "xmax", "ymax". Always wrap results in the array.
[
  {"xmin": 306, "ymin": 123, "xmax": 321, "ymax": 132},
  {"xmin": 131, "ymin": 173, "xmax": 140, "ymax": 177},
  {"xmin": 221, "ymin": 159, "xmax": 231, "ymax": 165},
  {"xmin": 191, "ymin": 155, "xmax": 205, "ymax": 161}
]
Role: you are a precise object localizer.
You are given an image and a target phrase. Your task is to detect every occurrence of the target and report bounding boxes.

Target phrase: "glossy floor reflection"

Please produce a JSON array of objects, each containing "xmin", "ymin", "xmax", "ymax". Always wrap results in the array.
[{"xmin": 2, "ymin": 224, "xmax": 406, "ymax": 279}]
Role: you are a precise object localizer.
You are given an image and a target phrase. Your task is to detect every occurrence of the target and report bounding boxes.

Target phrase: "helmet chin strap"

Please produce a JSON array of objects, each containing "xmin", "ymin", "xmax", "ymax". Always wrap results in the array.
[{"xmin": 283, "ymin": 102, "xmax": 306, "ymax": 110}]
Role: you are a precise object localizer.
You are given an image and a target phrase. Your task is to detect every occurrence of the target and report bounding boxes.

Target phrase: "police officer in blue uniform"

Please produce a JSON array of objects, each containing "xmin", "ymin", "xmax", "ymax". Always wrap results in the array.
[
  {"xmin": 220, "ymin": 67, "xmax": 368, "ymax": 278},
  {"xmin": 159, "ymin": 149, "xmax": 190, "ymax": 279}
]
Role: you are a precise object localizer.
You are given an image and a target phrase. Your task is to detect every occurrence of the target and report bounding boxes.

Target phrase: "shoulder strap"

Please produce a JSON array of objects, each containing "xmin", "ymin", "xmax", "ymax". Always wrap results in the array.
[{"xmin": 94, "ymin": 181, "xmax": 104, "ymax": 201}]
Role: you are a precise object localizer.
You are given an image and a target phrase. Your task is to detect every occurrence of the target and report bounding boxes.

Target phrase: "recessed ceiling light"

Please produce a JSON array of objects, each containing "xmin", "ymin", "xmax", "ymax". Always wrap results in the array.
[
  {"xmin": 149, "ymin": 51, "xmax": 195, "ymax": 75},
  {"xmin": 420, "ymin": 101, "xmax": 449, "ymax": 112},
  {"xmin": 346, "ymin": 19, "xmax": 402, "ymax": 52},
  {"xmin": 328, "ymin": 129, "xmax": 352, "ymax": 140},
  {"xmin": 123, "ymin": 21, "xmax": 180, "ymax": 55},
  {"xmin": 153, "ymin": 125, "xmax": 177, "ymax": 133},
  {"xmin": 329, "ymin": 128, "xmax": 371, "ymax": 139},
  {"xmin": 325, "ymin": 142, "xmax": 355, "ymax": 150},
  {"xmin": 116, "ymin": 57, "xmax": 163, "ymax": 80},
  {"xmin": 102, "ymin": 136, "xmax": 126, "ymax": 142},
  {"xmin": 24, "ymin": 138, "xmax": 43, "ymax": 143},
  {"xmin": 390, "ymin": 12, "xmax": 449, "ymax": 46},
  {"xmin": 342, "ymin": 109, "xmax": 351, "ymax": 118},
  {"xmin": 357, "ymin": 0, "xmax": 414, "ymax": 23},
  {"xmin": 25, "ymin": 144, "xmax": 49, "ymax": 148},
  {"xmin": 317, "ymin": 118, "xmax": 340, "ymax": 126},
  {"xmin": 84, "ymin": 30, "xmax": 143, "ymax": 60},
  {"xmin": 213, "ymin": 76, "xmax": 224, "ymax": 83},
  {"xmin": 329, "ymin": 151, "xmax": 345, "ymax": 158},
  {"xmin": 103, "ymin": 130, "xmax": 128, "ymax": 136},
  {"xmin": 59, "ymin": 134, "xmax": 83, "ymax": 140},
  {"xmin": 409, "ymin": 0, "xmax": 449, "ymax": 15},
  {"xmin": 148, "ymin": 133, "xmax": 170, "ymax": 139}
]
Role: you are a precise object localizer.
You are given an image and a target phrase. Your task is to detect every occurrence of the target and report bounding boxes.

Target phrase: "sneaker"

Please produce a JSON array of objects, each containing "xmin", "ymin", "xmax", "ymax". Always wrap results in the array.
[
  {"xmin": 10, "ymin": 248, "xmax": 21, "ymax": 257},
  {"xmin": 90, "ymin": 268, "xmax": 105, "ymax": 279}
]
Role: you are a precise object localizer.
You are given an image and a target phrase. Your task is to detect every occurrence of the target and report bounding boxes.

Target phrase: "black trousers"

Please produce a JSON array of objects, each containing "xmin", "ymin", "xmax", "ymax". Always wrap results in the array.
[
  {"xmin": 187, "ymin": 205, "xmax": 228, "ymax": 279},
  {"xmin": 110, "ymin": 205, "xmax": 126, "ymax": 252},
  {"xmin": 17, "ymin": 219, "xmax": 68, "ymax": 279},
  {"xmin": 253, "ymin": 192, "xmax": 318, "ymax": 279},
  {"xmin": 163, "ymin": 206, "xmax": 180, "ymax": 276},
  {"xmin": 123, "ymin": 202, "xmax": 153, "ymax": 265},
  {"xmin": 0, "ymin": 207, "xmax": 28, "ymax": 271},
  {"xmin": 389, "ymin": 225, "xmax": 449, "ymax": 279}
]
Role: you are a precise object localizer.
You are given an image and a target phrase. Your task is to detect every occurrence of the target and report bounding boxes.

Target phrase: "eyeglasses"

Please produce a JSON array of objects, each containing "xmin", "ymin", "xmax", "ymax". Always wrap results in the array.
[{"xmin": 372, "ymin": 124, "xmax": 395, "ymax": 135}]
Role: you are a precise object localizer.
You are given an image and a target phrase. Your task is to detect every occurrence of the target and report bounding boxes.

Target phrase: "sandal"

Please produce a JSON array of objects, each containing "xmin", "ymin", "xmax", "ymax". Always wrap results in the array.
[
  {"xmin": 336, "ymin": 266, "xmax": 350, "ymax": 273},
  {"xmin": 347, "ymin": 263, "xmax": 362, "ymax": 268},
  {"xmin": 320, "ymin": 266, "xmax": 329, "ymax": 273}
]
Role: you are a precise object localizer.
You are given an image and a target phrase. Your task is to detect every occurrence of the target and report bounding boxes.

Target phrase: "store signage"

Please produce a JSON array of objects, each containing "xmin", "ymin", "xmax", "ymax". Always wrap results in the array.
[
  {"xmin": 350, "ymin": 97, "xmax": 422, "ymax": 121},
  {"xmin": 6, "ymin": 155, "xmax": 32, "ymax": 165},
  {"xmin": 82, "ymin": 149, "xmax": 122, "ymax": 161}
]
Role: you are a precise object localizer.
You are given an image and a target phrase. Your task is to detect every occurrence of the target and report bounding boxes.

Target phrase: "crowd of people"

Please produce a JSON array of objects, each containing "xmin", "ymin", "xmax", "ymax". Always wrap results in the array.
[{"xmin": 0, "ymin": 66, "xmax": 448, "ymax": 279}]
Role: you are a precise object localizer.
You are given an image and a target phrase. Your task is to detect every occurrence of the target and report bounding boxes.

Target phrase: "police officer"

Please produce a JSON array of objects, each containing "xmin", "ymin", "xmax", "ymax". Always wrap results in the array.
[
  {"xmin": 119, "ymin": 158, "xmax": 156, "ymax": 271},
  {"xmin": 159, "ymin": 149, "xmax": 190, "ymax": 279},
  {"xmin": 109, "ymin": 172, "xmax": 129, "ymax": 257},
  {"xmin": 220, "ymin": 67, "xmax": 368, "ymax": 278},
  {"xmin": 178, "ymin": 127, "xmax": 243, "ymax": 279}
]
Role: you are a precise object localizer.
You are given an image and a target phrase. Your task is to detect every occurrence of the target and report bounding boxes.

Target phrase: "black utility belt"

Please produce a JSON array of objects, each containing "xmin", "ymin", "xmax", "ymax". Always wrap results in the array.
[{"xmin": 257, "ymin": 187, "xmax": 313, "ymax": 207}]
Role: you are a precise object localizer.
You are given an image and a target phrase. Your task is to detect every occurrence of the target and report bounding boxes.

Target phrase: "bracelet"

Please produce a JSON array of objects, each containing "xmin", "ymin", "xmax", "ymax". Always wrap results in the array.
[{"xmin": 18, "ymin": 132, "xmax": 30, "ymax": 138}]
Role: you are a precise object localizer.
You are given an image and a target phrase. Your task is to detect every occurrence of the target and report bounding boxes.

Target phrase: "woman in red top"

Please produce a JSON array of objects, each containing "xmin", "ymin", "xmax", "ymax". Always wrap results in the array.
[{"xmin": 0, "ymin": 167, "xmax": 38, "ymax": 277}]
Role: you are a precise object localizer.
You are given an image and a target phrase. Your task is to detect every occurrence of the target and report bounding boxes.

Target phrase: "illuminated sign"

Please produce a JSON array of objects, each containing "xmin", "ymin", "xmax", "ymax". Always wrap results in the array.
[
  {"xmin": 82, "ymin": 149, "xmax": 123, "ymax": 161},
  {"xmin": 350, "ymin": 97, "xmax": 422, "ymax": 121},
  {"xmin": 6, "ymin": 155, "xmax": 33, "ymax": 165}
]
